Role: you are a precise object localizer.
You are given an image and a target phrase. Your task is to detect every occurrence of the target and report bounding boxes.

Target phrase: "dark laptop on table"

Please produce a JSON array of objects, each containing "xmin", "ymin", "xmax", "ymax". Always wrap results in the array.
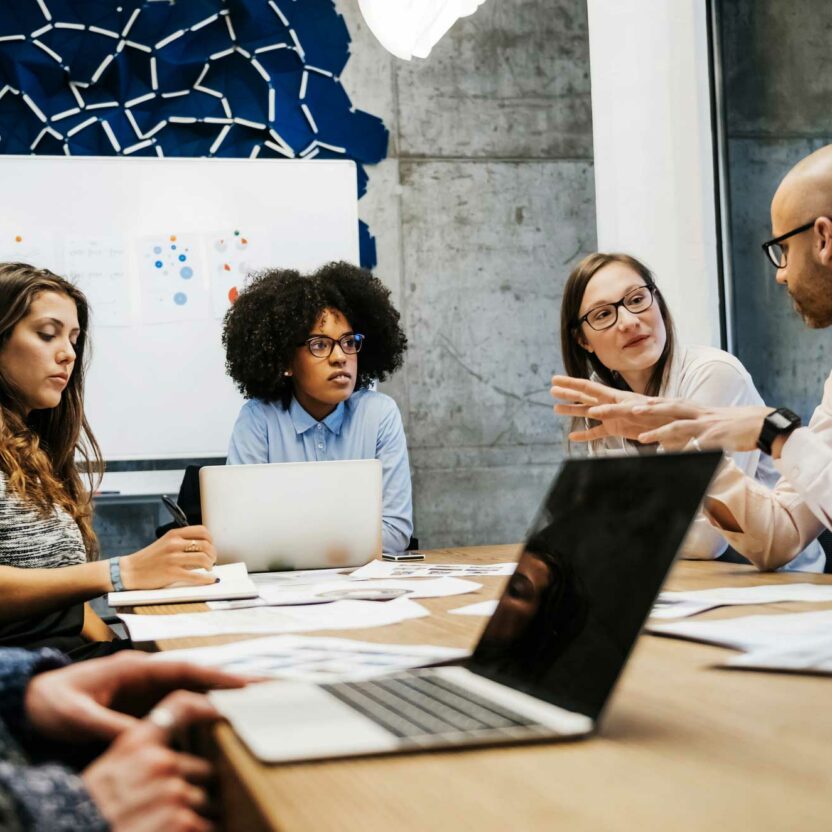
[{"xmin": 210, "ymin": 452, "xmax": 721, "ymax": 763}]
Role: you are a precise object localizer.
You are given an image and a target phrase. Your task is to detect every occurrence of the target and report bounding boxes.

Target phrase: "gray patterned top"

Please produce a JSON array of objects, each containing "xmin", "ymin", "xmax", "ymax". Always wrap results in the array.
[{"xmin": 0, "ymin": 471, "xmax": 86, "ymax": 568}]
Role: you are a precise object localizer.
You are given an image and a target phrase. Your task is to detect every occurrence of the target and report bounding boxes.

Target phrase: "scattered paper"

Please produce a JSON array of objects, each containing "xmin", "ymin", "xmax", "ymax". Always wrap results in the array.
[
  {"xmin": 650, "ymin": 598, "xmax": 716, "ymax": 619},
  {"xmin": 350, "ymin": 560, "xmax": 516, "ymax": 580},
  {"xmin": 651, "ymin": 583, "xmax": 832, "ymax": 619},
  {"xmin": 648, "ymin": 609, "xmax": 832, "ymax": 652},
  {"xmin": 108, "ymin": 562, "xmax": 257, "ymax": 608},
  {"xmin": 119, "ymin": 597, "xmax": 429, "ymax": 642},
  {"xmin": 153, "ymin": 635, "xmax": 469, "ymax": 682},
  {"xmin": 208, "ymin": 576, "xmax": 482, "ymax": 610},
  {"xmin": 250, "ymin": 568, "xmax": 353, "ymax": 587},
  {"xmin": 206, "ymin": 227, "xmax": 268, "ymax": 316},
  {"xmin": 450, "ymin": 600, "xmax": 499, "ymax": 617},
  {"xmin": 65, "ymin": 235, "xmax": 131, "ymax": 327},
  {"xmin": 137, "ymin": 232, "xmax": 210, "ymax": 324},
  {"xmin": 722, "ymin": 638, "xmax": 832, "ymax": 675},
  {"xmin": 0, "ymin": 230, "xmax": 61, "ymax": 274}
]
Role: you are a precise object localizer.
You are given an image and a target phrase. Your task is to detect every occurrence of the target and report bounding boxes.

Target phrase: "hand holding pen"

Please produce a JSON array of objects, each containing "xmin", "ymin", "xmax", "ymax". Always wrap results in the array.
[{"xmin": 157, "ymin": 495, "xmax": 220, "ymax": 586}]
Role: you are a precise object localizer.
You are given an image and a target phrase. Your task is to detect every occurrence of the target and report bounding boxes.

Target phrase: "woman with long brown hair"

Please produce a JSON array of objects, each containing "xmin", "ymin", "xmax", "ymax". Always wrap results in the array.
[
  {"xmin": 0, "ymin": 263, "xmax": 217, "ymax": 657},
  {"xmin": 555, "ymin": 252, "xmax": 823, "ymax": 571}
]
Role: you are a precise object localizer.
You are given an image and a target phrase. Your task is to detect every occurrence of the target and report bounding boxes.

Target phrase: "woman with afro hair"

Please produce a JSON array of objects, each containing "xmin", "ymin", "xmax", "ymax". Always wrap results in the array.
[{"xmin": 222, "ymin": 261, "xmax": 413, "ymax": 553}]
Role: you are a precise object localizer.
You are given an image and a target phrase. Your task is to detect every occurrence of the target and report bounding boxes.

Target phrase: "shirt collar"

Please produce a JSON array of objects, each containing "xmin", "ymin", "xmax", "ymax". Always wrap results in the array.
[{"xmin": 289, "ymin": 397, "xmax": 346, "ymax": 435}]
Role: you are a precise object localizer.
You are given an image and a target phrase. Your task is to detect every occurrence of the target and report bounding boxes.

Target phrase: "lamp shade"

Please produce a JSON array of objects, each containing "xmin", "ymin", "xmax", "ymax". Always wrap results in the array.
[{"xmin": 357, "ymin": 0, "xmax": 488, "ymax": 61}]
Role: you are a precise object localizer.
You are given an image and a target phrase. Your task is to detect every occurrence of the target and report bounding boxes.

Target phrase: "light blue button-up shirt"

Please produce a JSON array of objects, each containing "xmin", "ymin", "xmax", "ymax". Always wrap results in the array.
[{"xmin": 227, "ymin": 388, "xmax": 413, "ymax": 553}]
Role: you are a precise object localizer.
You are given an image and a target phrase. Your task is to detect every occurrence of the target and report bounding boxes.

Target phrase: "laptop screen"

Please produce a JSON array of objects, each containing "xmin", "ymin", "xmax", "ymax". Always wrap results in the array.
[{"xmin": 468, "ymin": 452, "xmax": 721, "ymax": 722}]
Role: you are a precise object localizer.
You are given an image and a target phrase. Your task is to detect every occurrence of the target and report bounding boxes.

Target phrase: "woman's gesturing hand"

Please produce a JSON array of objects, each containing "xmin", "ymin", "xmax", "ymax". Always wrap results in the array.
[
  {"xmin": 552, "ymin": 379, "xmax": 771, "ymax": 454},
  {"xmin": 550, "ymin": 375, "xmax": 654, "ymax": 442},
  {"xmin": 121, "ymin": 526, "xmax": 218, "ymax": 590}
]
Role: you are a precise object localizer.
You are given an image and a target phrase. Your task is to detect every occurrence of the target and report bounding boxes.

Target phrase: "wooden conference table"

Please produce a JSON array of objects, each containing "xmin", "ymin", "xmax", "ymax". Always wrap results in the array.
[{"xmin": 138, "ymin": 545, "xmax": 832, "ymax": 832}]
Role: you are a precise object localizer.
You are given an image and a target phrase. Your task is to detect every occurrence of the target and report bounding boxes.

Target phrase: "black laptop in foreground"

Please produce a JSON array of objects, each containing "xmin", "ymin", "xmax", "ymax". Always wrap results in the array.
[{"xmin": 210, "ymin": 452, "xmax": 722, "ymax": 763}]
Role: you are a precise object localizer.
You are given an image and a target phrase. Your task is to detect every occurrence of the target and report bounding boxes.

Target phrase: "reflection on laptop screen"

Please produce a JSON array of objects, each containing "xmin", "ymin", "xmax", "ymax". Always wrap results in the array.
[{"xmin": 469, "ymin": 452, "xmax": 720, "ymax": 722}]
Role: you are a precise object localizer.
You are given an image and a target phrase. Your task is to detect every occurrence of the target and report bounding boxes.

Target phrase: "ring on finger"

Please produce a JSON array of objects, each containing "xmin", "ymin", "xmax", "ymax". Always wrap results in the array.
[
  {"xmin": 148, "ymin": 706, "xmax": 176, "ymax": 730},
  {"xmin": 690, "ymin": 437, "xmax": 702, "ymax": 452},
  {"xmin": 184, "ymin": 540, "xmax": 201, "ymax": 553}
]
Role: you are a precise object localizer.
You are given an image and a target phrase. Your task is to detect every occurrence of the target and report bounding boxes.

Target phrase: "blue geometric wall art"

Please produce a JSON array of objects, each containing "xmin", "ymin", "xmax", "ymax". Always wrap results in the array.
[{"xmin": 0, "ymin": 0, "xmax": 387, "ymax": 268}]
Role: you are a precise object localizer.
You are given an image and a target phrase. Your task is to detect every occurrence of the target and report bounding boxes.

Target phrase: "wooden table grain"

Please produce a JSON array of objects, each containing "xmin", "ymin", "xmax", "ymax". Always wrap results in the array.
[{"xmin": 137, "ymin": 545, "xmax": 832, "ymax": 832}]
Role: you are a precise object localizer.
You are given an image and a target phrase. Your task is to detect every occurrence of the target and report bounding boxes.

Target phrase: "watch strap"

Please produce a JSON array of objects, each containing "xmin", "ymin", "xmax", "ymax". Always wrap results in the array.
[
  {"xmin": 757, "ymin": 407, "xmax": 801, "ymax": 456},
  {"xmin": 109, "ymin": 556, "xmax": 125, "ymax": 592}
]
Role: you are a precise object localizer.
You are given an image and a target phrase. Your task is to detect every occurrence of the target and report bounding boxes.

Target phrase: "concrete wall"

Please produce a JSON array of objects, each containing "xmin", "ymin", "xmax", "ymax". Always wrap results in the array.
[
  {"xmin": 94, "ymin": 0, "xmax": 595, "ymax": 554},
  {"xmin": 719, "ymin": 0, "xmax": 832, "ymax": 419},
  {"xmin": 342, "ymin": 0, "xmax": 595, "ymax": 547}
]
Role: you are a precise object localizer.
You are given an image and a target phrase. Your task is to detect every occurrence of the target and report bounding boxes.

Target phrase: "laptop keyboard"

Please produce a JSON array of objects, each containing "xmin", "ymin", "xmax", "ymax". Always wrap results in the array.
[{"xmin": 321, "ymin": 670, "xmax": 545, "ymax": 742}]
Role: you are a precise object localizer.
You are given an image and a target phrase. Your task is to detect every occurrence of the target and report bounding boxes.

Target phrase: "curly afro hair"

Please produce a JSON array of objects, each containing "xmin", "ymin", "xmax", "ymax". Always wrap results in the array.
[{"xmin": 222, "ymin": 261, "xmax": 407, "ymax": 407}]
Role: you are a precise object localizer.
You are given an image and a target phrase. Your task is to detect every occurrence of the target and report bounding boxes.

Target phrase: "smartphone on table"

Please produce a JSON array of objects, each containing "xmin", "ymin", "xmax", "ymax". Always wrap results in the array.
[{"xmin": 382, "ymin": 551, "xmax": 426, "ymax": 562}]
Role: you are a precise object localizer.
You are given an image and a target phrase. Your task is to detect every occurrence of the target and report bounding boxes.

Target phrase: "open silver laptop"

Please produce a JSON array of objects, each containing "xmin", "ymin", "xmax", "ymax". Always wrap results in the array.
[
  {"xmin": 210, "ymin": 452, "xmax": 721, "ymax": 763},
  {"xmin": 200, "ymin": 459, "xmax": 382, "ymax": 571}
]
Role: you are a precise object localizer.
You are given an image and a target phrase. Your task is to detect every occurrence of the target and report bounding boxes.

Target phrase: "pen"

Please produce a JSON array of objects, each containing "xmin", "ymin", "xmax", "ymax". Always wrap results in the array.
[{"xmin": 161, "ymin": 495, "xmax": 189, "ymax": 527}]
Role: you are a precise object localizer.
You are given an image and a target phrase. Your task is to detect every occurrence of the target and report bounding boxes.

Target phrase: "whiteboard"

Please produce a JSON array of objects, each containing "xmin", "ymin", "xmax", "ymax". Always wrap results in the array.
[{"xmin": 0, "ymin": 157, "xmax": 359, "ymax": 460}]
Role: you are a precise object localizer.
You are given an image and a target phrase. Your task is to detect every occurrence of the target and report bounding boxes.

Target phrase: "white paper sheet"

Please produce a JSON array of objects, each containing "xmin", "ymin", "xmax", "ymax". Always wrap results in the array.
[
  {"xmin": 153, "ymin": 635, "xmax": 469, "ymax": 682},
  {"xmin": 649, "ymin": 598, "xmax": 716, "ymax": 619},
  {"xmin": 108, "ymin": 562, "xmax": 257, "ymax": 607},
  {"xmin": 136, "ymin": 232, "xmax": 210, "ymax": 324},
  {"xmin": 207, "ymin": 576, "xmax": 482, "ymax": 610},
  {"xmin": 648, "ymin": 609, "xmax": 832, "ymax": 652},
  {"xmin": 651, "ymin": 583, "xmax": 832, "ymax": 619},
  {"xmin": 119, "ymin": 597, "xmax": 429, "ymax": 642},
  {"xmin": 250, "ymin": 568, "xmax": 353, "ymax": 587},
  {"xmin": 205, "ymin": 227, "xmax": 269, "ymax": 316},
  {"xmin": 722, "ymin": 638, "xmax": 832, "ymax": 674},
  {"xmin": 449, "ymin": 600, "xmax": 499, "ymax": 617},
  {"xmin": 65, "ymin": 235, "xmax": 131, "ymax": 326},
  {"xmin": 350, "ymin": 560, "xmax": 516, "ymax": 580}
]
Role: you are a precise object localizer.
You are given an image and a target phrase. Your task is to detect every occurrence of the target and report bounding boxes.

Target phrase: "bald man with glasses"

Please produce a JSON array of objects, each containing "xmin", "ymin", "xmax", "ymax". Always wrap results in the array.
[{"xmin": 551, "ymin": 144, "xmax": 832, "ymax": 571}]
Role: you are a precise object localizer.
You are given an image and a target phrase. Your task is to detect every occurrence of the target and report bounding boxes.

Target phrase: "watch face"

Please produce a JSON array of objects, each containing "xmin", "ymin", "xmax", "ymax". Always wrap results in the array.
[
  {"xmin": 769, "ymin": 411, "xmax": 794, "ymax": 430},
  {"xmin": 758, "ymin": 408, "xmax": 801, "ymax": 455},
  {"xmin": 770, "ymin": 408, "xmax": 801, "ymax": 431}
]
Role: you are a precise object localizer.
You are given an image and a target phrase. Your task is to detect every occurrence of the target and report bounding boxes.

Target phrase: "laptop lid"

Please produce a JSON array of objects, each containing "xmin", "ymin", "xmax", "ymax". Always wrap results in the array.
[
  {"xmin": 468, "ymin": 451, "xmax": 722, "ymax": 723},
  {"xmin": 200, "ymin": 459, "xmax": 383, "ymax": 571}
]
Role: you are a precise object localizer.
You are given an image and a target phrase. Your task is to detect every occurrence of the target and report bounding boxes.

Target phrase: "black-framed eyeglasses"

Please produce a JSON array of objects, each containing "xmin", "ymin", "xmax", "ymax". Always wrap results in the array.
[
  {"xmin": 298, "ymin": 333, "xmax": 364, "ymax": 358},
  {"xmin": 576, "ymin": 285, "xmax": 656, "ymax": 332},
  {"xmin": 761, "ymin": 219, "xmax": 818, "ymax": 268}
]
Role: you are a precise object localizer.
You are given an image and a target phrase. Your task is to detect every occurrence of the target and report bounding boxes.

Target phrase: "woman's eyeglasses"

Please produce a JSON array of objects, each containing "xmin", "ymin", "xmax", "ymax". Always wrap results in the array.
[
  {"xmin": 576, "ymin": 285, "xmax": 656, "ymax": 332},
  {"xmin": 298, "ymin": 333, "xmax": 364, "ymax": 358}
]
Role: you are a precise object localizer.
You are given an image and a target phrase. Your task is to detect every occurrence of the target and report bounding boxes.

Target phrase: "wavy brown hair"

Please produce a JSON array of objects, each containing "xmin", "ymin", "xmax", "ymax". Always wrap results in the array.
[
  {"xmin": 0, "ymin": 263, "xmax": 103, "ymax": 559},
  {"xmin": 560, "ymin": 252, "xmax": 676, "ymax": 398}
]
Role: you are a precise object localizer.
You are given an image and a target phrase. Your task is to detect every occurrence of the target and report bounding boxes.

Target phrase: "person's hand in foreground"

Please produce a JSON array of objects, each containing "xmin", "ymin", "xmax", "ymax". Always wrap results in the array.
[
  {"xmin": 549, "ymin": 375, "xmax": 654, "ymax": 442},
  {"xmin": 82, "ymin": 689, "xmax": 220, "ymax": 832},
  {"xmin": 25, "ymin": 651, "xmax": 249, "ymax": 743},
  {"xmin": 627, "ymin": 402, "xmax": 775, "ymax": 453}
]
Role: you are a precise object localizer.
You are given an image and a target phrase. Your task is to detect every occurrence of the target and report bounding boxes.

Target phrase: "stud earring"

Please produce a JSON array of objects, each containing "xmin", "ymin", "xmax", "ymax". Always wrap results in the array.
[{"xmin": 283, "ymin": 370, "xmax": 292, "ymax": 377}]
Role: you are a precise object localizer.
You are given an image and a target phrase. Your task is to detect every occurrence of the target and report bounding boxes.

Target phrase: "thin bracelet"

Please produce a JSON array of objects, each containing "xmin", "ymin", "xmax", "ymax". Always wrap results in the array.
[{"xmin": 109, "ymin": 557, "xmax": 125, "ymax": 592}]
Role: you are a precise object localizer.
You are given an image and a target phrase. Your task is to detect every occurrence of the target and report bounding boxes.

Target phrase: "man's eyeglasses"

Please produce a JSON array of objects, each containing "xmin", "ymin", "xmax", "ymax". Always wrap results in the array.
[
  {"xmin": 298, "ymin": 333, "xmax": 364, "ymax": 358},
  {"xmin": 761, "ymin": 219, "xmax": 819, "ymax": 268},
  {"xmin": 576, "ymin": 285, "xmax": 656, "ymax": 332}
]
